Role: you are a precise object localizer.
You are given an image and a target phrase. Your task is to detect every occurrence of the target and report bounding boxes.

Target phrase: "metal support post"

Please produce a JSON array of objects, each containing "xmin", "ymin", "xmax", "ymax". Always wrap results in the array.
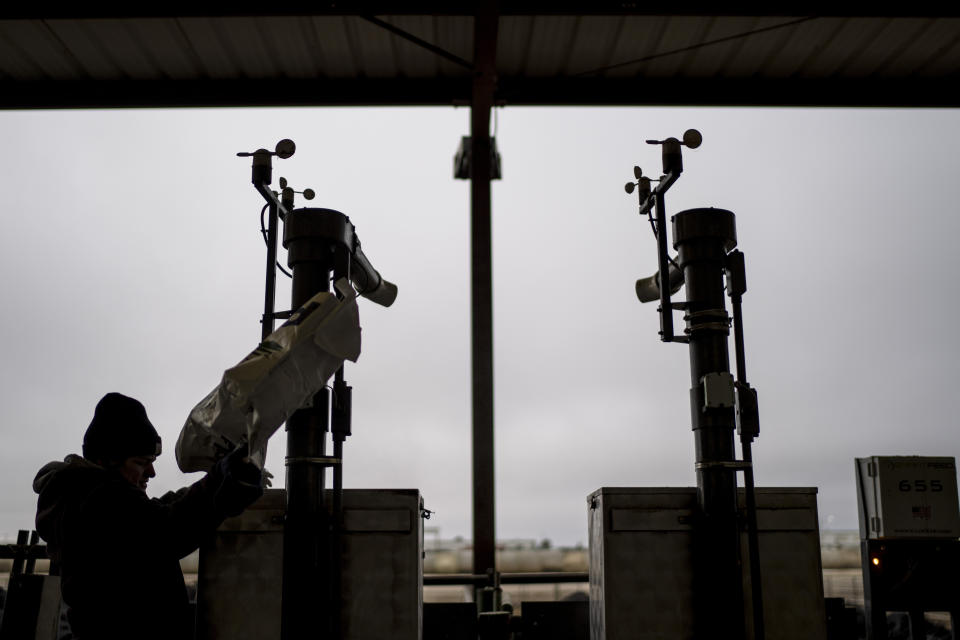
[
  {"xmin": 728, "ymin": 249, "xmax": 764, "ymax": 640},
  {"xmin": 256, "ymin": 149, "xmax": 280, "ymax": 341},
  {"xmin": 281, "ymin": 210, "xmax": 335, "ymax": 640},
  {"xmin": 653, "ymin": 184, "xmax": 675, "ymax": 342},
  {"xmin": 674, "ymin": 207, "xmax": 746, "ymax": 639},
  {"xmin": 470, "ymin": 1, "xmax": 499, "ymax": 607},
  {"xmin": 329, "ymin": 242, "xmax": 352, "ymax": 640}
]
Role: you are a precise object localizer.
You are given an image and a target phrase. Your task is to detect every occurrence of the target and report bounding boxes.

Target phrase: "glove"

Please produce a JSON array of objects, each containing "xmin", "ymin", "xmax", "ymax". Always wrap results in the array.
[{"xmin": 208, "ymin": 443, "xmax": 264, "ymax": 518}]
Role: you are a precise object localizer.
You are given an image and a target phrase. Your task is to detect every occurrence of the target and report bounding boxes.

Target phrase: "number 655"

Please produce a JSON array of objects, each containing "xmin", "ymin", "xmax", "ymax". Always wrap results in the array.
[{"xmin": 898, "ymin": 479, "xmax": 944, "ymax": 492}]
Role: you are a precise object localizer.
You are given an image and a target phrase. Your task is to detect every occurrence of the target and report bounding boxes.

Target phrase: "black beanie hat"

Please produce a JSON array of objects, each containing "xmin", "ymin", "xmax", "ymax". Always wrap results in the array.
[{"xmin": 82, "ymin": 393, "xmax": 162, "ymax": 462}]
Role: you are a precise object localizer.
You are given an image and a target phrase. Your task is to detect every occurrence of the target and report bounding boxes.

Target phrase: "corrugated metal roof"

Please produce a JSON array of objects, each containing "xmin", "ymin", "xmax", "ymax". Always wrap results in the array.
[{"xmin": 1, "ymin": 10, "xmax": 958, "ymax": 108}]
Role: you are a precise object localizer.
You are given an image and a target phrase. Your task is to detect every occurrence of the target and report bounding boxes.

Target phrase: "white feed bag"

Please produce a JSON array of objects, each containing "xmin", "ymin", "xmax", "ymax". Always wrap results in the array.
[{"xmin": 176, "ymin": 279, "xmax": 361, "ymax": 473}]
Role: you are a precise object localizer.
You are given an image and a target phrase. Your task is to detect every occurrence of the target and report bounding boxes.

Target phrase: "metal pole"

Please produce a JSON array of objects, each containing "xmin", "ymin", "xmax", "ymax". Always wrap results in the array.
[
  {"xmin": 470, "ymin": 2, "xmax": 499, "ymax": 602},
  {"xmin": 262, "ymin": 199, "xmax": 280, "ymax": 341},
  {"xmin": 281, "ymin": 209, "xmax": 333, "ymax": 640},
  {"xmin": 731, "ymin": 282, "xmax": 765, "ymax": 640},
  {"xmin": 674, "ymin": 207, "xmax": 746, "ymax": 639},
  {"xmin": 329, "ymin": 243, "xmax": 352, "ymax": 640},
  {"xmin": 253, "ymin": 148, "xmax": 280, "ymax": 341},
  {"xmin": 654, "ymin": 186, "xmax": 674, "ymax": 342}
]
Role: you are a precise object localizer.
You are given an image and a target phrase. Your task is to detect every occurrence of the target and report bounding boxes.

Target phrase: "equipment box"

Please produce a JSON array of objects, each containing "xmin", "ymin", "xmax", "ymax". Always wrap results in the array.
[
  {"xmin": 196, "ymin": 488, "xmax": 423, "ymax": 640},
  {"xmin": 855, "ymin": 456, "xmax": 960, "ymax": 539},
  {"xmin": 588, "ymin": 487, "xmax": 826, "ymax": 640}
]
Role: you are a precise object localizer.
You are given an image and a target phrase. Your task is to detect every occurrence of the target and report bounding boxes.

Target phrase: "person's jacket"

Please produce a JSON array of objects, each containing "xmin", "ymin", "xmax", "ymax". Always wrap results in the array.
[{"xmin": 34, "ymin": 454, "xmax": 247, "ymax": 640}]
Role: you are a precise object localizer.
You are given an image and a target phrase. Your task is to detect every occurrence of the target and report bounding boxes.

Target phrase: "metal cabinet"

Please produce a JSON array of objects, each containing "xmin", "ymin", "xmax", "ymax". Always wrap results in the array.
[
  {"xmin": 196, "ymin": 488, "xmax": 423, "ymax": 640},
  {"xmin": 855, "ymin": 456, "xmax": 960, "ymax": 539},
  {"xmin": 588, "ymin": 487, "xmax": 826, "ymax": 640}
]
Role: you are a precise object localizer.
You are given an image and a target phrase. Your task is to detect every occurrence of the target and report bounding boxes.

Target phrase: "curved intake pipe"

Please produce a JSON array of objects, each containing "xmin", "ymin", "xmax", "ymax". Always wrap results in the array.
[
  {"xmin": 351, "ymin": 247, "xmax": 397, "ymax": 307},
  {"xmin": 635, "ymin": 256, "xmax": 683, "ymax": 303}
]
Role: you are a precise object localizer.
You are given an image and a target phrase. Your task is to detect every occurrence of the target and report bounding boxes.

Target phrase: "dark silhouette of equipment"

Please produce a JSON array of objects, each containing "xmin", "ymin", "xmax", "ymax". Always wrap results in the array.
[
  {"xmin": 855, "ymin": 456, "xmax": 960, "ymax": 640},
  {"xmin": 240, "ymin": 139, "xmax": 397, "ymax": 639},
  {"xmin": 627, "ymin": 130, "xmax": 764, "ymax": 640},
  {"xmin": 0, "ymin": 530, "xmax": 58, "ymax": 640}
]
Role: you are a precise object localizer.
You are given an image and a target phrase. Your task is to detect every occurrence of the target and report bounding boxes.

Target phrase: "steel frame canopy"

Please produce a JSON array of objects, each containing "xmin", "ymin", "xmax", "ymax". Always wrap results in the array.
[
  {"xmin": 2, "ymin": 5, "xmax": 959, "ymax": 109},
  {"xmin": 3, "ymin": 0, "xmax": 958, "ymax": 606}
]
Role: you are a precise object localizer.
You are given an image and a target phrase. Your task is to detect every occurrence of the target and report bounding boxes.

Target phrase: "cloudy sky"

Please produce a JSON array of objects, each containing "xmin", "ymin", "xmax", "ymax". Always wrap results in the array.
[{"xmin": 1, "ymin": 106, "xmax": 958, "ymax": 546}]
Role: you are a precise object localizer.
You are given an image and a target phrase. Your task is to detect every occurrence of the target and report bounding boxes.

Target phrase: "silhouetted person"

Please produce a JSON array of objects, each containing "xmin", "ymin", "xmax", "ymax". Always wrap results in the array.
[{"xmin": 34, "ymin": 392, "xmax": 263, "ymax": 640}]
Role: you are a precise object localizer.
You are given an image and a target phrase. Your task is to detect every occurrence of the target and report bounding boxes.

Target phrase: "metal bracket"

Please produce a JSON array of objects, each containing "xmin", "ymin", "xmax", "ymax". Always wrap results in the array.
[
  {"xmin": 696, "ymin": 460, "xmax": 752, "ymax": 471},
  {"xmin": 702, "ymin": 372, "xmax": 735, "ymax": 409},
  {"xmin": 735, "ymin": 381, "xmax": 760, "ymax": 439},
  {"xmin": 285, "ymin": 456, "xmax": 342, "ymax": 466},
  {"xmin": 685, "ymin": 309, "xmax": 731, "ymax": 335}
]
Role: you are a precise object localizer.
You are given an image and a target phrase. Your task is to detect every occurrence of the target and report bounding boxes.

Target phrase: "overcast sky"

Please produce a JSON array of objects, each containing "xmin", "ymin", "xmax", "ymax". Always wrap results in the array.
[{"xmin": 1, "ymin": 106, "xmax": 958, "ymax": 546}]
